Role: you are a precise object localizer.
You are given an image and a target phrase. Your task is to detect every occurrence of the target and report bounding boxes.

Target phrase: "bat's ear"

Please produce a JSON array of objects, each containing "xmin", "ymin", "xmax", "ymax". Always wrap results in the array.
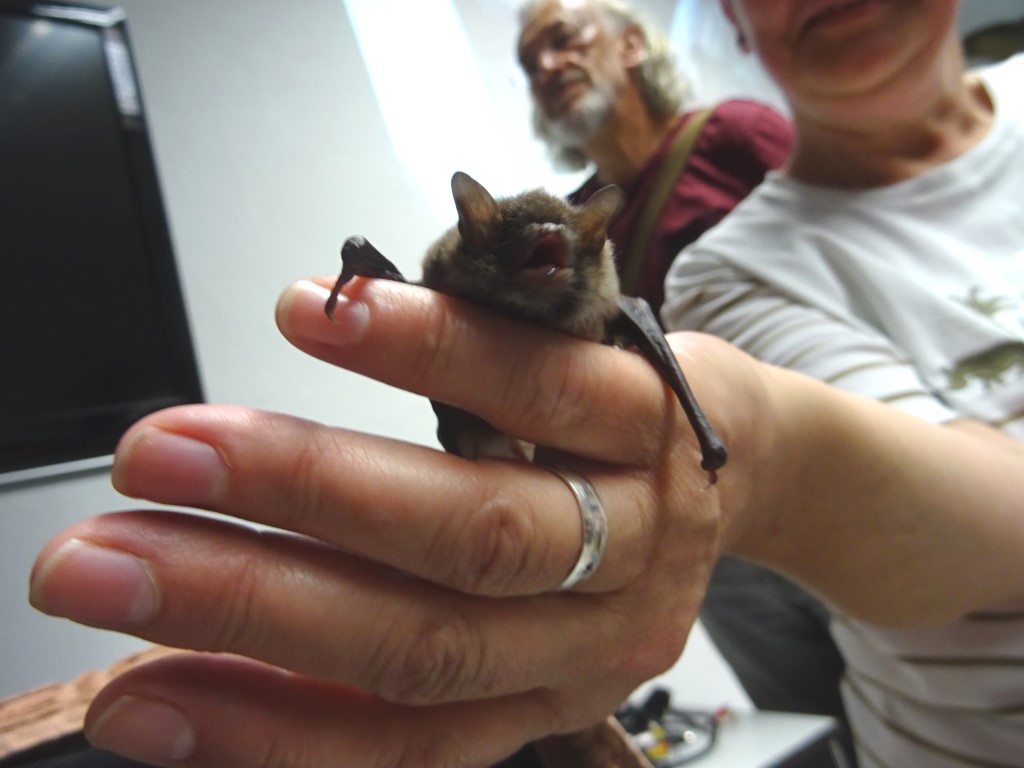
[
  {"xmin": 452, "ymin": 171, "xmax": 503, "ymax": 254},
  {"xmin": 577, "ymin": 184, "xmax": 625, "ymax": 246}
]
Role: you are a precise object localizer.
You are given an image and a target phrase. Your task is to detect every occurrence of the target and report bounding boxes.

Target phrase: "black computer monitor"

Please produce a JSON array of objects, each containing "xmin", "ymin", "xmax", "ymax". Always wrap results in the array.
[{"xmin": 0, "ymin": 2, "xmax": 203, "ymax": 484}]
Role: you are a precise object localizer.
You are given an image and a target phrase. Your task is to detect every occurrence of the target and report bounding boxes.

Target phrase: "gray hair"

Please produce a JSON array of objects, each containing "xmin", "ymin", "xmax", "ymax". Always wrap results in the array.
[{"xmin": 518, "ymin": 0, "xmax": 691, "ymax": 170}]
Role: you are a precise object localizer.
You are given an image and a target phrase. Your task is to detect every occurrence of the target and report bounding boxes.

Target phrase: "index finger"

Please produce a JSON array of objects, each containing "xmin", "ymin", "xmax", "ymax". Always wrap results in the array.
[{"xmin": 275, "ymin": 278, "xmax": 707, "ymax": 468}]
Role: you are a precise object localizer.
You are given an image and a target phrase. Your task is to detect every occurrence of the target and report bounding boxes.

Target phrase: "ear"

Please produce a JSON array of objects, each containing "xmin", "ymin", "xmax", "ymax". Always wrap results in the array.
[
  {"xmin": 577, "ymin": 184, "xmax": 624, "ymax": 246},
  {"xmin": 451, "ymin": 171, "xmax": 502, "ymax": 254},
  {"xmin": 719, "ymin": 0, "xmax": 750, "ymax": 51},
  {"xmin": 619, "ymin": 25, "xmax": 647, "ymax": 70}
]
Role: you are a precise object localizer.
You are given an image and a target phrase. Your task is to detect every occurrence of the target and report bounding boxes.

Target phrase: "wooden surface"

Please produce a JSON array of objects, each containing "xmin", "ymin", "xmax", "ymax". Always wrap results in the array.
[{"xmin": 0, "ymin": 646, "xmax": 178, "ymax": 760}]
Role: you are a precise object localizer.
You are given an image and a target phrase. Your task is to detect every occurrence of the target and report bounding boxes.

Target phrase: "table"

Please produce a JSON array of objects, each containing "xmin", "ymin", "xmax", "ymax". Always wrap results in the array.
[
  {"xmin": 699, "ymin": 711, "xmax": 843, "ymax": 768},
  {"xmin": 627, "ymin": 625, "xmax": 846, "ymax": 768}
]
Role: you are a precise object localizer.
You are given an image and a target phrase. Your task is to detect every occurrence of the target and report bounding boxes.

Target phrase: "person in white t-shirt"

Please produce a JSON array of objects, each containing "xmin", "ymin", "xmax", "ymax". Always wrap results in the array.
[{"xmin": 663, "ymin": 2, "xmax": 1024, "ymax": 766}]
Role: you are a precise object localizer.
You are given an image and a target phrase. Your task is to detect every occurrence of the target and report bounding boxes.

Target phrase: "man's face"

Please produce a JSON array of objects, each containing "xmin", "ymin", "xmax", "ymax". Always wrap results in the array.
[{"xmin": 518, "ymin": 0, "xmax": 631, "ymax": 145}]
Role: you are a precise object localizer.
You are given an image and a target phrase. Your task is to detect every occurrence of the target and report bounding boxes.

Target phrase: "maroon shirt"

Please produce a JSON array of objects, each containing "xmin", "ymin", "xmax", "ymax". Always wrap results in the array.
[{"xmin": 569, "ymin": 100, "xmax": 793, "ymax": 316}]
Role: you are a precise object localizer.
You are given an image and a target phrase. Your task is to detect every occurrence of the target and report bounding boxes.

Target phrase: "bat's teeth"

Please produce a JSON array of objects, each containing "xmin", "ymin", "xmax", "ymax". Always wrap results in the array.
[{"xmin": 545, "ymin": 266, "xmax": 557, "ymax": 277}]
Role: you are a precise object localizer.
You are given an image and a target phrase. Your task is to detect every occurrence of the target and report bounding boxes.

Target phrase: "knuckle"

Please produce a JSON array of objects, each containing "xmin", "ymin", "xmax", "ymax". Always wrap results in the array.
[
  {"xmin": 505, "ymin": 344, "xmax": 594, "ymax": 434},
  {"xmin": 410, "ymin": 299, "xmax": 471, "ymax": 390},
  {"xmin": 616, "ymin": 607, "xmax": 692, "ymax": 686},
  {"xmin": 626, "ymin": 634, "xmax": 685, "ymax": 684},
  {"xmin": 263, "ymin": 423, "xmax": 379, "ymax": 538},
  {"xmin": 446, "ymin": 490, "xmax": 540, "ymax": 596},
  {"xmin": 228, "ymin": 409, "xmax": 342, "ymax": 536},
  {"xmin": 203, "ymin": 554, "xmax": 273, "ymax": 656},
  {"xmin": 374, "ymin": 615, "xmax": 487, "ymax": 706},
  {"xmin": 272, "ymin": 430, "xmax": 340, "ymax": 534}
]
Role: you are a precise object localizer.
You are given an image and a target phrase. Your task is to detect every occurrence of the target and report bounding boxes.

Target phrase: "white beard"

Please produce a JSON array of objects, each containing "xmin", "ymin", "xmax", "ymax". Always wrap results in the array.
[{"xmin": 535, "ymin": 83, "xmax": 614, "ymax": 152}]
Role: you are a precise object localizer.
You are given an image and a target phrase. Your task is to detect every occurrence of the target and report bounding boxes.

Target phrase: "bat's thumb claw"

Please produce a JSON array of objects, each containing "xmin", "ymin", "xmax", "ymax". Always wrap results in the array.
[{"xmin": 324, "ymin": 290, "xmax": 341, "ymax": 321}]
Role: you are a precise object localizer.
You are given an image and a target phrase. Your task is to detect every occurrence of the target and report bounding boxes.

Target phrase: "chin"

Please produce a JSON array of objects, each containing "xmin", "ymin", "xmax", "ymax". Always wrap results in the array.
[
  {"xmin": 796, "ymin": 1, "xmax": 954, "ymax": 97},
  {"xmin": 539, "ymin": 89, "xmax": 612, "ymax": 149}
]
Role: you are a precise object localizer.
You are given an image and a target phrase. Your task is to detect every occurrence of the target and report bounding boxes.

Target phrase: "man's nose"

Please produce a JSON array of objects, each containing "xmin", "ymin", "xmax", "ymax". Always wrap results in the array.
[{"xmin": 536, "ymin": 46, "xmax": 570, "ymax": 74}]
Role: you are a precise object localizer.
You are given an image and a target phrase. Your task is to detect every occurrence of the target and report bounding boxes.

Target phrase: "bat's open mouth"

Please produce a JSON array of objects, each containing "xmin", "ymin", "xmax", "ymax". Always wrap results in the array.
[{"xmin": 515, "ymin": 229, "xmax": 571, "ymax": 284}]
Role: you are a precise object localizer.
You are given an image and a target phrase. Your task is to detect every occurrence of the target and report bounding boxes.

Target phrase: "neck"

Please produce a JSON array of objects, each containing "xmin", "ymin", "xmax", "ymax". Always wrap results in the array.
[
  {"xmin": 786, "ymin": 47, "xmax": 994, "ymax": 188},
  {"xmin": 584, "ymin": 90, "xmax": 678, "ymax": 188}
]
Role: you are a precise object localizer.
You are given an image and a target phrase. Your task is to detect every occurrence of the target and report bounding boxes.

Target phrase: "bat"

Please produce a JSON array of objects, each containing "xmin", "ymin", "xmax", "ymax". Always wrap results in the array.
[{"xmin": 326, "ymin": 171, "xmax": 726, "ymax": 481}]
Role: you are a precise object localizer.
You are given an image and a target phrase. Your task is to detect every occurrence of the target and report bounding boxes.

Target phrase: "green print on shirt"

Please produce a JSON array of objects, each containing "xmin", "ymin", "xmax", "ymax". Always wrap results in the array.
[
  {"xmin": 960, "ymin": 286, "xmax": 1014, "ymax": 317},
  {"xmin": 946, "ymin": 341, "xmax": 1024, "ymax": 390}
]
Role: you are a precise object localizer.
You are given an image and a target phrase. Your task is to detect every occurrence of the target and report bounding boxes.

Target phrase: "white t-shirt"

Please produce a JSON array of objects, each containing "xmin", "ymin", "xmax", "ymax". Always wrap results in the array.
[{"xmin": 663, "ymin": 54, "xmax": 1024, "ymax": 768}]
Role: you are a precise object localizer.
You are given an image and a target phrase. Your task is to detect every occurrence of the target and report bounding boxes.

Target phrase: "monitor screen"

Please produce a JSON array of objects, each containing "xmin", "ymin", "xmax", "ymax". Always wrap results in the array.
[{"xmin": 0, "ymin": 2, "xmax": 202, "ymax": 484}]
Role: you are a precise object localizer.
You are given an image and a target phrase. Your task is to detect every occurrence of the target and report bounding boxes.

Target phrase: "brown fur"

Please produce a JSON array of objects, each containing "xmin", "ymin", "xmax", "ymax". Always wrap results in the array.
[{"xmin": 421, "ymin": 173, "xmax": 623, "ymax": 340}]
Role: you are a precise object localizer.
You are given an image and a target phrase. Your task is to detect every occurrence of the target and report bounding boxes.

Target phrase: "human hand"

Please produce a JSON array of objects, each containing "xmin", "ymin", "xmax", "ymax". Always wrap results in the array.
[{"xmin": 29, "ymin": 277, "xmax": 765, "ymax": 767}]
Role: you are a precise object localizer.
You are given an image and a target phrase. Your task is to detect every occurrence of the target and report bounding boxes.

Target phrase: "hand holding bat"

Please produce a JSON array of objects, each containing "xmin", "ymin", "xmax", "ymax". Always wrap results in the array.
[{"xmin": 28, "ymin": 173, "xmax": 747, "ymax": 768}]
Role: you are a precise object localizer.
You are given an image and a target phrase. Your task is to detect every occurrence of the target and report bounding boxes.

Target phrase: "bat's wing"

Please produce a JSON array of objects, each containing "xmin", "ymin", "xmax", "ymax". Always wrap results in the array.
[
  {"xmin": 432, "ymin": 400, "xmax": 475, "ymax": 456},
  {"xmin": 610, "ymin": 296, "xmax": 728, "ymax": 481},
  {"xmin": 325, "ymin": 236, "xmax": 408, "ymax": 319}
]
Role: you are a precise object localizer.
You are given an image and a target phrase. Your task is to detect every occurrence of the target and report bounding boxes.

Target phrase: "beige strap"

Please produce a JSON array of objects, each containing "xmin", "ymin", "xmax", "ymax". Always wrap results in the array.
[{"xmin": 620, "ymin": 108, "xmax": 714, "ymax": 297}]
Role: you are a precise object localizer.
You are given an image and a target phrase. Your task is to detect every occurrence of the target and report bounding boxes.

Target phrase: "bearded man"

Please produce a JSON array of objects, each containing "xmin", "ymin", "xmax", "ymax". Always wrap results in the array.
[{"xmin": 518, "ymin": 0, "xmax": 792, "ymax": 312}]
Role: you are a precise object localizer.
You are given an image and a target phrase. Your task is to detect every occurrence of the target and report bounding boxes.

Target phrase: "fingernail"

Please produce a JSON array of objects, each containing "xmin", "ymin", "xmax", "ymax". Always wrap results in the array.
[
  {"xmin": 88, "ymin": 696, "xmax": 197, "ymax": 765},
  {"xmin": 113, "ymin": 428, "xmax": 227, "ymax": 506},
  {"xmin": 30, "ymin": 539, "xmax": 159, "ymax": 626},
  {"xmin": 277, "ymin": 279, "xmax": 370, "ymax": 345}
]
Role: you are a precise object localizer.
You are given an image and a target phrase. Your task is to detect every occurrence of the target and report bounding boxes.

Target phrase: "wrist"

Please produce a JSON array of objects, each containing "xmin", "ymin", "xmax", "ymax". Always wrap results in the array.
[
  {"xmin": 673, "ymin": 338, "xmax": 796, "ymax": 555},
  {"xmin": 716, "ymin": 362, "xmax": 831, "ymax": 560}
]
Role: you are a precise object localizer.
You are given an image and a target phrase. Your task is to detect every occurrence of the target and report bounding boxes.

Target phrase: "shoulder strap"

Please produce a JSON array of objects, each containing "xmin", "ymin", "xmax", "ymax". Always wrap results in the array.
[{"xmin": 620, "ymin": 108, "xmax": 714, "ymax": 297}]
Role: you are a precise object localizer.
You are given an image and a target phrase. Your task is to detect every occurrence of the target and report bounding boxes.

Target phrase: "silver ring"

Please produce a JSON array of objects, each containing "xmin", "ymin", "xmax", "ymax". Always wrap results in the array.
[{"xmin": 548, "ymin": 466, "xmax": 608, "ymax": 590}]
